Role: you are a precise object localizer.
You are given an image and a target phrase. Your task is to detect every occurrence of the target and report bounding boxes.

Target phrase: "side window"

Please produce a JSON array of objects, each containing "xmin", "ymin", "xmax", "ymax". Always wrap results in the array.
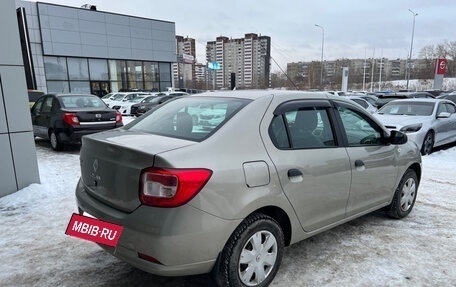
[
  {"xmin": 446, "ymin": 103, "xmax": 456, "ymax": 114},
  {"xmin": 269, "ymin": 107, "xmax": 336, "ymax": 149},
  {"xmin": 31, "ymin": 97, "xmax": 44, "ymax": 115},
  {"xmin": 336, "ymin": 106, "xmax": 383, "ymax": 146},
  {"xmin": 437, "ymin": 103, "xmax": 447, "ymax": 115},
  {"xmin": 41, "ymin": 97, "xmax": 54, "ymax": 113}
]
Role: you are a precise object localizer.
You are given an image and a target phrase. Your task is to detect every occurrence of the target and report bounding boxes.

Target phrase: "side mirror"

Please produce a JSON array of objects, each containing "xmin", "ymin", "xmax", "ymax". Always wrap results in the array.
[
  {"xmin": 389, "ymin": 130, "xmax": 408, "ymax": 145},
  {"xmin": 437, "ymin": 112, "xmax": 451, "ymax": 119}
]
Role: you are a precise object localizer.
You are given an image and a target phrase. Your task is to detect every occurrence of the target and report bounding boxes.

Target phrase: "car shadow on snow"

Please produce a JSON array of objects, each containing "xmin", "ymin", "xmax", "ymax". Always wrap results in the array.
[{"xmin": 34, "ymin": 137, "xmax": 81, "ymax": 154}]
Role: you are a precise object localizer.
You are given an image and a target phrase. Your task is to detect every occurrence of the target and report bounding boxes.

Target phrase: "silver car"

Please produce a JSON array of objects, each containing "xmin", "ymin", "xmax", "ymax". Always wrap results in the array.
[
  {"xmin": 76, "ymin": 90, "xmax": 421, "ymax": 287},
  {"xmin": 374, "ymin": 98, "xmax": 456, "ymax": 155}
]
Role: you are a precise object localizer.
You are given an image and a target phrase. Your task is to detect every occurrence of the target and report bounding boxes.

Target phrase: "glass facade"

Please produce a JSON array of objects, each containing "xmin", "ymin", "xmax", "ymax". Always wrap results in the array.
[{"xmin": 45, "ymin": 56, "xmax": 171, "ymax": 94}]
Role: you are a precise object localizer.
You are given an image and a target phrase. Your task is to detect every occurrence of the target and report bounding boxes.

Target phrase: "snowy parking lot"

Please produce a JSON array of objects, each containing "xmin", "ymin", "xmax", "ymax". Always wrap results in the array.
[{"xmin": 1, "ymin": 134, "xmax": 455, "ymax": 286}]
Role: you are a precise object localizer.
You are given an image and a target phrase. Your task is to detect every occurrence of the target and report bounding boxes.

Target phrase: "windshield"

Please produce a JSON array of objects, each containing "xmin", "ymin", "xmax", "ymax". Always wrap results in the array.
[
  {"xmin": 378, "ymin": 102, "xmax": 434, "ymax": 116},
  {"xmin": 128, "ymin": 96, "xmax": 251, "ymax": 141}
]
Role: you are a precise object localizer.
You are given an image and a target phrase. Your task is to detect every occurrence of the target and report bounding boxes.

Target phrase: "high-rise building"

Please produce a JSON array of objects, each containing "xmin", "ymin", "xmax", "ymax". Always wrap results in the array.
[
  {"xmin": 174, "ymin": 36, "xmax": 196, "ymax": 89},
  {"xmin": 206, "ymin": 33, "xmax": 270, "ymax": 89}
]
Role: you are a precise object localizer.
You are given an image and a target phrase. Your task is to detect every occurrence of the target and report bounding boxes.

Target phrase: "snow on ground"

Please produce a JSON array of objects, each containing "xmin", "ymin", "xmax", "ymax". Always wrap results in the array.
[{"xmin": 1, "ymin": 118, "xmax": 455, "ymax": 286}]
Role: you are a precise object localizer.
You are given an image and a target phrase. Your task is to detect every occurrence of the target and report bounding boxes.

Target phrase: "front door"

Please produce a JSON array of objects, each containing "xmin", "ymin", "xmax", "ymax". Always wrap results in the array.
[{"xmin": 267, "ymin": 101, "xmax": 352, "ymax": 232}]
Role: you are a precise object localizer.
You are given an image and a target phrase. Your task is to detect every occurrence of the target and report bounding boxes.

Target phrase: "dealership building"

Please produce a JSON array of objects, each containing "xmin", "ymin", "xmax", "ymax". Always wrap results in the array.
[
  {"xmin": 0, "ymin": 1, "xmax": 177, "ymax": 197},
  {"xmin": 15, "ymin": 1, "xmax": 177, "ymax": 94}
]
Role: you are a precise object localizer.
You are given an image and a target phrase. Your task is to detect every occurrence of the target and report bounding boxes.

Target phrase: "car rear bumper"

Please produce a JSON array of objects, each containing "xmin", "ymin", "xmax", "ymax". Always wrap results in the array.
[
  {"xmin": 75, "ymin": 178, "xmax": 241, "ymax": 276},
  {"xmin": 59, "ymin": 125, "xmax": 120, "ymax": 144}
]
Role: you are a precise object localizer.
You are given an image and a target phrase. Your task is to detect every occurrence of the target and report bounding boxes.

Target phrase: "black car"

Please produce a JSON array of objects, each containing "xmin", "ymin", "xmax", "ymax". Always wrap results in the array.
[
  {"xmin": 130, "ymin": 93, "xmax": 185, "ymax": 116},
  {"xmin": 375, "ymin": 92, "xmax": 435, "ymax": 108},
  {"xmin": 30, "ymin": 94, "xmax": 123, "ymax": 150},
  {"xmin": 437, "ymin": 93, "xmax": 456, "ymax": 104}
]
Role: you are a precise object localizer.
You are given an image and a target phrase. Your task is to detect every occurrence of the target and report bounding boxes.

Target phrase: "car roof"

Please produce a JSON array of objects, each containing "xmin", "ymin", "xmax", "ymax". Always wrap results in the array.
[
  {"xmin": 49, "ymin": 93, "xmax": 98, "ymax": 97},
  {"xmin": 384, "ymin": 98, "xmax": 449, "ymax": 104},
  {"xmin": 194, "ymin": 90, "xmax": 336, "ymax": 101}
]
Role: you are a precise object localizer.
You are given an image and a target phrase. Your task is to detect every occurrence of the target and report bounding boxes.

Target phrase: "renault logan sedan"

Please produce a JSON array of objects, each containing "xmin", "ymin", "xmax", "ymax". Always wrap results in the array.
[{"xmin": 75, "ymin": 90, "xmax": 421, "ymax": 287}]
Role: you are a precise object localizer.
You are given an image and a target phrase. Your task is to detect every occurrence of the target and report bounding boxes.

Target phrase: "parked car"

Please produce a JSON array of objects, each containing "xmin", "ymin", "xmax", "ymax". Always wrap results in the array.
[
  {"xmin": 346, "ymin": 93, "xmax": 378, "ymax": 106},
  {"xmin": 375, "ymin": 94, "xmax": 409, "ymax": 108},
  {"xmin": 31, "ymin": 94, "xmax": 122, "ymax": 151},
  {"xmin": 75, "ymin": 90, "xmax": 421, "ymax": 287},
  {"xmin": 347, "ymin": 96, "xmax": 378, "ymax": 113},
  {"xmin": 111, "ymin": 95, "xmax": 150, "ymax": 115},
  {"xmin": 103, "ymin": 92, "xmax": 150, "ymax": 108},
  {"xmin": 130, "ymin": 93, "xmax": 184, "ymax": 117},
  {"xmin": 374, "ymin": 98, "xmax": 456, "ymax": 155},
  {"xmin": 437, "ymin": 93, "xmax": 456, "ymax": 104},
  {"xmin": 375, "ymin": 92, "xmax": 435, "ymax": 109}
]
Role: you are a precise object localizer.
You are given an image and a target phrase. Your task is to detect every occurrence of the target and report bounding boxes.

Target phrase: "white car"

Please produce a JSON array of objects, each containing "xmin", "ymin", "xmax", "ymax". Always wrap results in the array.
[
  {"xmin": 348, "ymin": 96, "xmax": 378, "ymax": 113},
  {"xmin": 112, "ymin": 95, "xmax": 153, "ymax": 115},
  {"xmin": 374, "ymin": 98, "xmax": 456, "ymax": 155},
  {"xmin": 103, "ymin": 92, "xmax": 149, "ymax": 108}
]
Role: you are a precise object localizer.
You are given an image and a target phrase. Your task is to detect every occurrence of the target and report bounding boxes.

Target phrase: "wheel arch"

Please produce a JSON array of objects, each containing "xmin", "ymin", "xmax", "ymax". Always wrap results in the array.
[
  {"xmin": 250, "ymin": 205, "xmax": 292, "ymax": 247},
  {"xmin": 407, "ymin": 162, "xmax": 422, "ymax": 184}
]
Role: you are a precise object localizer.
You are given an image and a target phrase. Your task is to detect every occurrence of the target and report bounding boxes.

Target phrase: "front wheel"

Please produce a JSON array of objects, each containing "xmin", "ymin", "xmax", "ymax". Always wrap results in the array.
[
  {"xmin": 213, "ymin": 213, "xmax": 284, "ymax": 287},
  {"xmin": 386, "ymin": 169, "xmax": 418, "ymax": 219},
  {"xmin": 421, "ymin": 131, "xmax": 434, "ymax": 155}
]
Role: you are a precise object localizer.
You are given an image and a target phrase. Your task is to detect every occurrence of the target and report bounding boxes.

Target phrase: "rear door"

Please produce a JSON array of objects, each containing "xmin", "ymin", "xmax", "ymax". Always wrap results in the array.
[
  {"xmin": 333, "ymin": 101, "xmax": 399, "ymax": 217},
  {"xmin": 267, "ymin": 100, "xmax": 351, "ymax": 232}
]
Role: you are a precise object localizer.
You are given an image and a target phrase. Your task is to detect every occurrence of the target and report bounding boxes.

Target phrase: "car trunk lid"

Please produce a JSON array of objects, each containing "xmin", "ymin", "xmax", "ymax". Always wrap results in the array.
[{"xmin": 79, "ymin": 130, "xmax": 195, "ymax": 212}]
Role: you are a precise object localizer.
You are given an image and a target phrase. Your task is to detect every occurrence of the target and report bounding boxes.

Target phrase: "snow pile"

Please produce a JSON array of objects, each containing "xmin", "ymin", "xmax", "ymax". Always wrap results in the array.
[{"xmin": 0, "ymin": 132, "xmax": 455, "ymax": 286}]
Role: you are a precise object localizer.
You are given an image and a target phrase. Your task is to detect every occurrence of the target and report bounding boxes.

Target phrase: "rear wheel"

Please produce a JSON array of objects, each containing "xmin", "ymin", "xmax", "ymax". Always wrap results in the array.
[
  {"xmin": 386, "ymin": 169, "xmax": 418, "ymax": 219},
  {"xmin": 213, "ymin": 213, "xmax": 284, "ymax": 287},
  {"xmin": 421, "ymin": 131, "xmax": 434, "ymax": 155},
  {"xmin": 50, "ymin": 130, "xmax": 63, "ymax": 151}
]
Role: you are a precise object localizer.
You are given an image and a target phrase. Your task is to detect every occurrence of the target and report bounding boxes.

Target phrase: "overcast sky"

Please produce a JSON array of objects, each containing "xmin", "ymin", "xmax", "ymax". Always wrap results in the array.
[{"xmin": 29, "ymin": 0, "xmax": 456, "ymax": 72}]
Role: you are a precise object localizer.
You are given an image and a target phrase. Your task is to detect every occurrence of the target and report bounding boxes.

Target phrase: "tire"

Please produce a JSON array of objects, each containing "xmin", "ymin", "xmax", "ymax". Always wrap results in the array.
[
  {"xmin": 421, "ymin": 131, "xmax": 434, "ymax": 155},
  {"xmin": 386, "ymin": 169, "xmax": 418, "ymax": 219},
  {"xmin": 50, "ymin": 130, "xmax": 63, "ymax": 151},
  {"xmin": 213, "ymin": 213, "xmax": 284, "ymax": 287}
]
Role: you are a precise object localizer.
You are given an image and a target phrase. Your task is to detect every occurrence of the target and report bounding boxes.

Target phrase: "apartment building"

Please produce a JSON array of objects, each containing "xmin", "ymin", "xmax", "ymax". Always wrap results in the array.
[
  {"xmin": 174, "ymin": 36, "xmax": 196, "ymax": 88},
  {"xmin": 206, "ymin": 33, "xmax": 271, "ymax": 89}
]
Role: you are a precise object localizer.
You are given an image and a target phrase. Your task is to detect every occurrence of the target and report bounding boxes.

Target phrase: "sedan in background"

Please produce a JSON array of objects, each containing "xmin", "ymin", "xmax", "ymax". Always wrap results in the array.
[
  {"xmin": 374, "ymin": 98, "xmax": 456, "ymax": 155},
  {"xmin": 76, "ymin": 90, "xmax": 421, "ymax": 287},
  {"xmin": 347, "ymin": 96, "xmax": 377, "ymax": 113},
  {"xmin": 31, "ymin": 94, "xmax": 123, "ymax": 151},
  {"xmin": 130, "ymin": 93, "xmax": 186, "ymax": 116},
  {"xmin": 111, "ymin": 95, "xmax": 150, "ymax": 115}
]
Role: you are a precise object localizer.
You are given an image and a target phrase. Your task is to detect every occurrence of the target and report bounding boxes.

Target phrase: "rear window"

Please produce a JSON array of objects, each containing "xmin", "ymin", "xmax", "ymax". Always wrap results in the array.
[
  {"xmin": 60, "ymin": 95, "xmax": 106, "ymax": 109},
  {"xmin": 128, "ymin": 96, "xmax": 250, "ymax": 141}
]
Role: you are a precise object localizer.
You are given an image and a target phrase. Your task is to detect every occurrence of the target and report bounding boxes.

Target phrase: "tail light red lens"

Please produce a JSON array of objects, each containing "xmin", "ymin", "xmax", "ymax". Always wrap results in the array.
[
  {"xmin": 115, "ymin": 111, "xmax": 122, "ymax": 124},
  {"xmin": 62, "ymin": 113, "xmax": 79, "ymax": 125},
  {"xmin": 140, "ymin": 168, "xmax": 212, "ymax": 208}
]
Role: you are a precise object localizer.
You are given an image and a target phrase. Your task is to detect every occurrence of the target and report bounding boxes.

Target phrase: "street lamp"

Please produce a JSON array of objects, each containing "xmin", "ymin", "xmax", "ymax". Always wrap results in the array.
[
  {"xmin": 315, "ymin": 24, "xmax": 324, "ymax": 90},
  {"xmin": 406, "ymin": 9, "xmax": 418, "ymax": 91}
]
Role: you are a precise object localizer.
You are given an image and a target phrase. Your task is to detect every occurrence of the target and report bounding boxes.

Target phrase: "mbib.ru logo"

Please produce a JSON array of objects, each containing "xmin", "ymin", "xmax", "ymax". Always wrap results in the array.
[{"xmin": 66, "ymin": 213, "xmax": 123, "ymax": 247}]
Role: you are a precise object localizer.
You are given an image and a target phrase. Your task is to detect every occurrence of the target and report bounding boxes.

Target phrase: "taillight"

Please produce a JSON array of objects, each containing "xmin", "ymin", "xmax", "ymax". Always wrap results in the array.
[
  {"xmin": 140, "ymin": 168, "xmax": 212, "ymax": 208},
  {"xmin": 116, "ymin": 111, "xmax": 122, "ymax": 123},
  {"xmin": 62, "ymin": 113, "xmax": 79, "ymax": 125}
]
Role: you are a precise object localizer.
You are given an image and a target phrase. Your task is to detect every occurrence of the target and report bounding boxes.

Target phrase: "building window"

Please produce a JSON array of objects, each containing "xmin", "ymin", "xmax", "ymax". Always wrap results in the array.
[
  {"xmin": 89, "ymin": 59, "xmax": 109, "ymax": 81},
  {"xmin": 44, "ymin": 57, "xmax": 68, "ymax": 80},
  {"xmin": 67, "ymin": 58, "xmax": 89, "ymax": 80},
  {"xmin": 47, "ymin": 81, "xmax": 69, "ymax": 93},
  {"xmin": 69, "ymin": 81, "xmax": 91, "ymax": 94}
]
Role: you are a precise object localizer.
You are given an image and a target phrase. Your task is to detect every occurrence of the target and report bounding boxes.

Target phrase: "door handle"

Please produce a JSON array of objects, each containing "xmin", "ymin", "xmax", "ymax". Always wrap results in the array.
[
  {"xmin": 355, "ymin": 160, "xmax": 364, "ymax": 167},
  {"xmin": 288, "ymin": 169, "xmax": 302, "ymax": 177},
  {"xmin": 288, "ymin": 169, "xmax": 303, "ymax": 183}
]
